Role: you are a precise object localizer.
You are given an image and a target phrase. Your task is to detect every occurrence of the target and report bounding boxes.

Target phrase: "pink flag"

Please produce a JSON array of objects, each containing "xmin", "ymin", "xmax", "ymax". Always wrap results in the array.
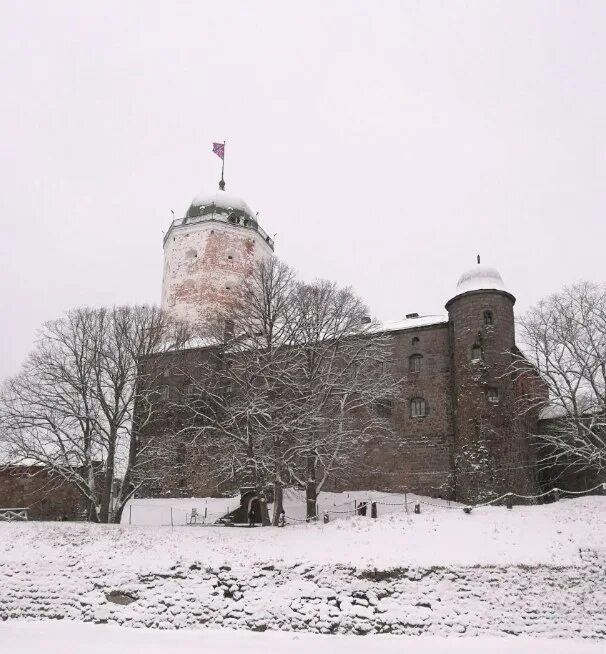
[{"xmin": 212, "ymin": 142, "xmax": 225, "ymax": 160}]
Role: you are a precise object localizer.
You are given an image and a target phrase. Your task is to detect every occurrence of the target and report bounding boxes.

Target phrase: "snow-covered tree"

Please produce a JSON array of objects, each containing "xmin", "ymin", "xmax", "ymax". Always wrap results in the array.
[
  {"xmin": 168, "ymin": 258, "xmax": 400, "ymax": 522},
  {"xmin": 512, "ymin": 282, "xmax": 606, "ymax": 480},
  {"xmin": 0, "ymin": 305, "xmax": 191, "ymax": 522}
]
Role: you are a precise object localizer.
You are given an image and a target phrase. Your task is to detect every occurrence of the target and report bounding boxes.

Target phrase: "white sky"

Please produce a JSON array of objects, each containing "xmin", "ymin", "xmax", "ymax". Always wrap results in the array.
[{"xmin": 1, "ymin": 1, "xmax": 605, "ymax": 380}]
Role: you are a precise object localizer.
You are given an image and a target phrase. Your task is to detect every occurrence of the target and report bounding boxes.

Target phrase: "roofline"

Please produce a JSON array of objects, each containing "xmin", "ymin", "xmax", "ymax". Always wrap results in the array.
[
  {"xmin": 445, "ymin": 288, "xmax": 516, "ymax": 311},
  {"xmin": 377, "ymin": 320, "xmax": 449, "ymax": 335}
]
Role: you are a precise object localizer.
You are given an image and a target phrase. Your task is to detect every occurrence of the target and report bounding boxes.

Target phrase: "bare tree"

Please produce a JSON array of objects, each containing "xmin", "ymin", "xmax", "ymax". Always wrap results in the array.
[
  {"xmin": 512, "ymin": 282, "xmax": 606, "ymax": 480},
  {"xmin": 169, "ymin": 260, "xmax": 400, "ymax": 522},
  {"xmin": 0, "ymin": 305, "xmax": 191, "ymax": 523},
  {"xmin": 286, "ymin": 280, "xmax": 399, "ymax": 518},
  {"xmin": 168, "ymin": 258, "xmax": 299, "ymax": 525}
]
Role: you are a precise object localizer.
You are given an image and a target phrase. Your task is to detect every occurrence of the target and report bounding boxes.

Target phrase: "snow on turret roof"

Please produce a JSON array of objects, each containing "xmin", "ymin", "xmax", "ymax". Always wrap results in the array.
[
  {"xmin": 189, "ymin": 189, "xmax": 254, "ymax": 216},
  {"xmin": 455, "ymin": 264, "xmax": 507, "ymax": 295}
]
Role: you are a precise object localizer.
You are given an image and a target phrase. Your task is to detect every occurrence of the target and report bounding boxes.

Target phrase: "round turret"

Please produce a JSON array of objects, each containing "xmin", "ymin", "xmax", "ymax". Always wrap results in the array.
[
  {"xmin": 446, "ymin": 261, "xmax": 537, "ymax": 503},
  {"xmin": 161, "ymin": 185, "xmax": 274, "ymax": 326}
]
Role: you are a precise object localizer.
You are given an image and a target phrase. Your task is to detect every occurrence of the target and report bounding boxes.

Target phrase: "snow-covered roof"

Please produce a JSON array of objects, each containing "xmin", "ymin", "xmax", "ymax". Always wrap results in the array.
[
  {"xmin": 455, "ymin": 265, "xmax": 507, "ymax": 296},
  {"xmin": 378, "ymin": 314, "xmax": 447, "ymax": 333},
  {"xmin": 188, "ymin": 189, "xmax": 254, "ymax": 218}
]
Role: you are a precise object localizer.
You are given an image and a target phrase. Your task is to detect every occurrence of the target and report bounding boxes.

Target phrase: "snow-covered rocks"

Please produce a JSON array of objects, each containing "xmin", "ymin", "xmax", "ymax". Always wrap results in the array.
[{"xmin": 1, "ymin": 497, "xmax": 605, "ymax": 638}]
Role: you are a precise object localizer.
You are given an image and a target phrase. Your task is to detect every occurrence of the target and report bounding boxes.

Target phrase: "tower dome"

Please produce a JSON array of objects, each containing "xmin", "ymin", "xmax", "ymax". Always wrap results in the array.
[
  {"xmin": 455, "ymin": 265, "xmax": 507, "ymax": 296},
  {"xmin": 185, "ymin": 188, "xmax": 256, "ymax": 224}
]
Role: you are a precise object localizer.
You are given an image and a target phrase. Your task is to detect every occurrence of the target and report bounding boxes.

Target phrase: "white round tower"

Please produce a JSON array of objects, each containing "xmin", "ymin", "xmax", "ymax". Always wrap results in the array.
[{"xmin": 161, "ymin": 185, "xmax": 274, "ymax": 325}]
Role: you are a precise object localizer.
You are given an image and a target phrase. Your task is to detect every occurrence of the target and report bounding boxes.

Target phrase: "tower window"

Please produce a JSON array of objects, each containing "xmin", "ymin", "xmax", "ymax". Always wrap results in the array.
[
  {"xmin": 376, "ymin": 398, "xmax": 393, "ymax": 418},
  {"xmin": 484, "ymin": 310, "xmax": 493, "ymax": 326},
  {"xmin": 409, "ymin": 354, "xmax": 422, "ymax": 373},
  {"xmin": 487, "ymin": 387, "xmax": 499, "ymax": 403},
  {"xmin": 410, "ymin": 397, "xmax": 426, "ymax": 418},
  {"xmin": 471, "ymin": 344, "xmax": 482, "ymax": 361}
]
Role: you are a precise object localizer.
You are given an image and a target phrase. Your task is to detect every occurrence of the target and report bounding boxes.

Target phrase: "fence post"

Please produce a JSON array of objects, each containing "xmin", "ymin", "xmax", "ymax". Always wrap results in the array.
[
  {"xmin": 414, "ymin": 502, "xmax": 421, "ymax": 514},
  {"xmin": 129, "ymin": 505, "xmax": 132, "ymax": 525},
  {"xmin": 170, "ymin": 506, "xmax": 174, "ymax": 527},
  {"xmin": 371, "ymin": 502, "xmax": 377, "ymax": 519}
]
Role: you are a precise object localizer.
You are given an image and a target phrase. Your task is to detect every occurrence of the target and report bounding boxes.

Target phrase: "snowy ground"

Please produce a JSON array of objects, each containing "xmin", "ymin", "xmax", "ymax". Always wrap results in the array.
[
  {"xmin": 121, "ymin": 488, "xmax": 459, "ymax": 527},
  {"xmin": 1, "ymin": 495, "xmax": 605, "ymax": 638},
  {"xmin": 45, "ymin": 493, "xmax": 606, "ymax": 568},
  {"xmin": 1, "ymin": 622, "xmax": 604, "ymax": 654}
]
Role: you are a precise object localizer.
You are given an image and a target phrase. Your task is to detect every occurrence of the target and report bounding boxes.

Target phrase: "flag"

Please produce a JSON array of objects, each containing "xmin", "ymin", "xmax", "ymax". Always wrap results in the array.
[{"xmin": 212, "ymin": 142, "xmax": 225, "ymax": 160}]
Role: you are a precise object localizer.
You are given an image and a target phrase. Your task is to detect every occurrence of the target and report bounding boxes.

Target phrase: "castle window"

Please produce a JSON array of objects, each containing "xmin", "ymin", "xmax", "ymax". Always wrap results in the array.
[
  {"xmin": 487, "ymin": 387, "xmax": 499, "ymax": 403},
  {"xmin": 412, "ymin": 336, "xmax": 420, "ymax": 346},
  {"xmin": 410, "ymin": 397, "xmax": 426, "ymax": 418},
  {"xmin": 183, "ymin": 384, "xmax": 194, "ymax": 397},
  {"xmin": 376, "ymin": 398, "xmax": 393, "ymax": 418},
  {"xmin": 409, "ymin": 354, "xmax": 422, "ymax": 373},
  {"xmin": 159, "ymin": 385, "xmax": 170, "ymax": 401},
  {"xmin": 471, "ymin": 344, "xmax": 482, "ymax": 361},
  {"xmin": 484, "ymin": 310, "xmax": 493, "ymax": 326}
]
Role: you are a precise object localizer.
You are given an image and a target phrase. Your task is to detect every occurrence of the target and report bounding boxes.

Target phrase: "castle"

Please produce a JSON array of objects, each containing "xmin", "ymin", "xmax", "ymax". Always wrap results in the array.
[{"xmin": 138, "ymin": 182, "xmax": 545, "ymax": 504}]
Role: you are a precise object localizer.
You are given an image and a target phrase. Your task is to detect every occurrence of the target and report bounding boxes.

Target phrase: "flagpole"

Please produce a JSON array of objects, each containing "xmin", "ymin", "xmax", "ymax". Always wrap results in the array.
[{"xmin": 220, "ymin": 140, "xmax": 226, "ymax": 190}]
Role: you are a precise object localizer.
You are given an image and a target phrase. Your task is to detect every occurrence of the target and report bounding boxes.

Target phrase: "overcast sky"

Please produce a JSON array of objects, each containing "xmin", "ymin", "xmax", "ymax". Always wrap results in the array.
[{"xmin": 1, "ymin": 1, "xmax": 605, "ymax": 379}]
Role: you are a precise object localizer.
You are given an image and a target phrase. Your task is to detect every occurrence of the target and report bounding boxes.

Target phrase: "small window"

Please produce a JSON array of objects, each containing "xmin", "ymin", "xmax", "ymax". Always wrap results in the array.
[
  {"xmin": 376, "ymin": 398, "xmax": 393, "ymax": 418},
  {"xmin": 410, "ymin": 397, "xmax": 426, "ymax": 418},
  {"xmin": 471, "ymin": 344, "xmax": 482, "ymax": 361},
  {"xmin": 487, "ymin": 387, "xmax": 499, "ymax": 403},
  {"xmin": 227, "ymin": 255, "xmax": 233, "ymax": 260},
  {"xmin": 409, "ymin": 354, "xmax": 422, "ymax": 373},
  {"xmin": 159, "ymin": 385, "xmax": 170, "ymax": 401},
  {"xmin": 412, "ymin": 336, "xmax": 420, "ymax": 346},
  {"xmin": 183, "ymin": 384, "xmax": 194, "ymax": 397},
  {"xmin": 484, "ymin": 310, "xmax": 493, "ymax": 326}
]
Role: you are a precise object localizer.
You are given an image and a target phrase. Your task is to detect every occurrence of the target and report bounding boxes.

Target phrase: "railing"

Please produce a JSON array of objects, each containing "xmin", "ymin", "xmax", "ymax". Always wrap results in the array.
[
  {"xmin": 164, "ymin": 213, "xmax": 275, "ymax": 250},
  {"xmin": 0, "ymin": 508, "xmax": 28, "ymax": 521}
]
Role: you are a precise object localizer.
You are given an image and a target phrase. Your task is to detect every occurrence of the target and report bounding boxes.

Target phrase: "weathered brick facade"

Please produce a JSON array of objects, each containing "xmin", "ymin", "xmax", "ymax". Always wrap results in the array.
[
  {"xmin": 0, "ymin": 466, "xmax": 87, "ymax": 521},
  {"xmin": 137, "ymin": 270, "xmax": 546, "ymax": 503}
]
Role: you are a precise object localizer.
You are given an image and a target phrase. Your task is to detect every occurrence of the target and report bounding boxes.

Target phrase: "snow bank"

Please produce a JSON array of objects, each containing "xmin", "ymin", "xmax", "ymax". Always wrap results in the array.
[
  {"xmin": 1, "ymin": 622, "xmax": 604, "ymax": 654},
  {"xmin": 1, "ymin": 497, "xmax": 605, "ymax": 638}
]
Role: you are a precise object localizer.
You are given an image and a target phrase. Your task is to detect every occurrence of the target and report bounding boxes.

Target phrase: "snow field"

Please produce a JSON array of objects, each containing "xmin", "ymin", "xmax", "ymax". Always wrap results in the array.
[{"xmin": 1, "ymin": 622, "xmax": 605, "ymax": 654}]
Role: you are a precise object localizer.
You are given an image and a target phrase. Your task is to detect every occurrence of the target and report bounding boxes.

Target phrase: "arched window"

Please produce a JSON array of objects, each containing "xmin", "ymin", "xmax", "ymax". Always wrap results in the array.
[
  {"xmin": 409, "ymin": 354, "xmax": 422, "ymax": 373},
  {"xmin": 410, "ymin": 397, "xmax": 426, "ymax": 418},
  {"xmin": 412, "ymin": 336, "xmax": 420, "ymax": 346},
  {"xmin": 484, "ymin": 310, "xmax": 493, "ymax": 326}
]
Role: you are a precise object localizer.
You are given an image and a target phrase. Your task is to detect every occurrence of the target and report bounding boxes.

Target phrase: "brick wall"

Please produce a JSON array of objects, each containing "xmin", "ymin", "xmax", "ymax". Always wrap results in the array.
[
  {"xmin": 0, "ymin": 466, "xmax": 86, "ymax": 521},
  {"xmin": 351, "ymin": 323, "xmax": 455, "ymax": 497},
  {"xmin": 446, "ymin": 290, "xmax": 539, "ymax": 503}
]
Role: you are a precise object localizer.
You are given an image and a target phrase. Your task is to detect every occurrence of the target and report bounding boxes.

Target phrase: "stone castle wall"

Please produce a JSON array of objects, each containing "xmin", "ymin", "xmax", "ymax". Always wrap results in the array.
[
  {"xmin": 161, "ymin": 221, "xmax": 272, "ymax": 325},
  {"xmin": 0, "ymin": 466, "xmax": 86, "ymax": 521}
]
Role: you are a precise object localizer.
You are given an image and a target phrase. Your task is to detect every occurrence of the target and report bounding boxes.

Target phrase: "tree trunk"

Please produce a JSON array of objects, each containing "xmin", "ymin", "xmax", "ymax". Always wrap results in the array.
[
  {"xmin": 259, "ymin": 497, "xmax": 271, "ymax": 526},
  {"xmin": 272, "ymin": 481, "xmax": 284, "ymax": 526},
  {"xmin": 99, "ymin": 432, "xmax": 116, "ymax": 523},
  {"xmin": 306, "ymin": 454, "xmax": 318, "ymax": 520}
]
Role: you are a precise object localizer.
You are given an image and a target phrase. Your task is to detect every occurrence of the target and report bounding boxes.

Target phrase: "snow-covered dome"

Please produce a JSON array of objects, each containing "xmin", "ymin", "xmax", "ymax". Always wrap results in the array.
[
  {"xmin": 455, "ymin": 265, "xmax": 507, "ymax": 295},
  {"xmin": 185, "ymin": 188, "xmax": 256, "ymax": 222}
]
